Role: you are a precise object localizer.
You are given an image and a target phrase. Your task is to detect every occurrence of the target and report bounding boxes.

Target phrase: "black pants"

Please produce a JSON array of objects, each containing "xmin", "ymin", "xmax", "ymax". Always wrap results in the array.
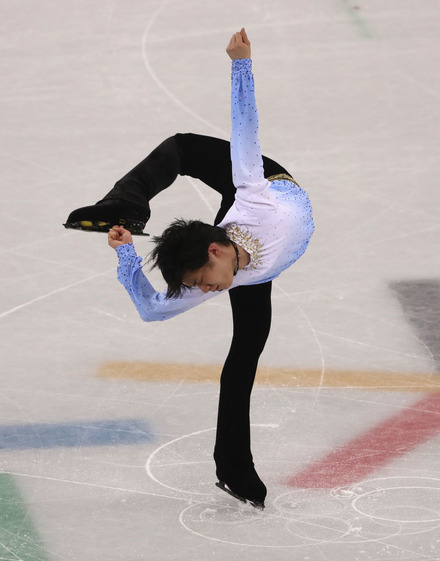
[{"xmin": 105, "ymin": 134, "xmax": 289, "ymax": 478}]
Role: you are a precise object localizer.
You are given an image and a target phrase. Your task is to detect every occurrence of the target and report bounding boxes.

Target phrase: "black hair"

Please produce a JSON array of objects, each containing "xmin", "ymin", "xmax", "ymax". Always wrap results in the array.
[{"xmin": 149, "ymin": 218, "xmax": 231, "ymax": 299}]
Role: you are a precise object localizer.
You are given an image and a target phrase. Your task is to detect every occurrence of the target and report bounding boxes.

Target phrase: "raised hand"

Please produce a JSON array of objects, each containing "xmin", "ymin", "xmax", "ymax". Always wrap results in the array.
[
  {"xmin": 226, "ymin": 28, "xmax": 251, "ymax": 60},
  {"xmin": 108, "ymin": 225, "xmax": 133, "ymax": 249}
]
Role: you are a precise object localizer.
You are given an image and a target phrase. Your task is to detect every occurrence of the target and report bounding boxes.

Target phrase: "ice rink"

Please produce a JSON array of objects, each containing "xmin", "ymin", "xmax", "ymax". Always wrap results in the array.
[{"xmin": 1, "ymin": 1, "xmax": 440, "ymax": 559}]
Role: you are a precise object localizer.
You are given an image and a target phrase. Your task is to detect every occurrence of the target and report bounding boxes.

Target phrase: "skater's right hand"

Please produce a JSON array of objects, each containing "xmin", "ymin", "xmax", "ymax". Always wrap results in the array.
[{"xmin": 108, "ymin": 225, "xmax": 133, "ymax": 249}]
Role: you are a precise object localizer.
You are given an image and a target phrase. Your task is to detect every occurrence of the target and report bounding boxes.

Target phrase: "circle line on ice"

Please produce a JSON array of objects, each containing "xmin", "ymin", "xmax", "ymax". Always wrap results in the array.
[{"xmin": 145, "ymin": 425, "xmax": 278, "ymax": 496}]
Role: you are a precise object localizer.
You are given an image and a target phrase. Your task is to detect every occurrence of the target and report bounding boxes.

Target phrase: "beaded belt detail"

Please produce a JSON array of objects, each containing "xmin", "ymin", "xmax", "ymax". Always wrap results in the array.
[{"xmin": 267, "ymin": 173, "xmax": 298, "ymax": 185}]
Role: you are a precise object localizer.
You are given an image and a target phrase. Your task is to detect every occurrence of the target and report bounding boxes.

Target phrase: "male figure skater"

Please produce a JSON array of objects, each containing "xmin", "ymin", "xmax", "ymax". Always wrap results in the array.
[{"xmin": 64, "ymin": 29, "xmax": 314, "ymax": 508}]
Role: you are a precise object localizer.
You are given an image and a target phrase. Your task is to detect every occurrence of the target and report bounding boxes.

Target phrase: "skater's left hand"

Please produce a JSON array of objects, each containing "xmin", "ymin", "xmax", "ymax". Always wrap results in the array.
[
  {"xmin": 226, "ymin": 28, "xmax": 251, "ymax": 60},
  {"xmin": 108, "ymin": 225, "xmax": 133, "ymax": 249}
]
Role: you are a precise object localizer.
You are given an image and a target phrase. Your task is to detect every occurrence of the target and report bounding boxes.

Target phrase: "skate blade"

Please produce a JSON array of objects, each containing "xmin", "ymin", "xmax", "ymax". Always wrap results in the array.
[
  {"xmin": 215, "ymin": 481, "xmax": 265, "ymax": 510},
  {"xmin": 63, "ymin": 222, "xmax": 149, "ymax": 236}
]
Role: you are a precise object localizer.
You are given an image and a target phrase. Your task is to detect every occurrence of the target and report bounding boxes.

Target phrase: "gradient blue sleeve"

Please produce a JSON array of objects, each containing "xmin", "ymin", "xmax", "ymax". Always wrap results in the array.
[
  {"xmin": 230, "ymin": 58, "xmax": 270, "ymax": 197},
  {"xmin": 115, "ymin": 244, "xmax": 218, "ymax": 322}
]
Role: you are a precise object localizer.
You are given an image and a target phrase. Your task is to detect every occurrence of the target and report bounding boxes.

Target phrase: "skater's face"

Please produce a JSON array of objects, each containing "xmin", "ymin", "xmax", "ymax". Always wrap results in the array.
[{"xmin": 182, "ymin": 243, "xmax": 235, "ymax": 293}]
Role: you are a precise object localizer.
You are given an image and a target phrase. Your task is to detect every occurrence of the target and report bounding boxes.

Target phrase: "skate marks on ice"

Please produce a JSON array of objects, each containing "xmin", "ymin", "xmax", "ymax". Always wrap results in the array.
[
  {"xmin": 180, "ymin": 479, "xmax": 440, "ymax": 551},
  {"xmin": 390, "ymin": 280, "xmax": 440, "ymax": 370},
  {"xmin": 141, "ymin": 2, "xmax": 227, "ymax": 138},
  {"xmin": 145, "ymin": 426, "xmax": 440, "ymax": 554}
]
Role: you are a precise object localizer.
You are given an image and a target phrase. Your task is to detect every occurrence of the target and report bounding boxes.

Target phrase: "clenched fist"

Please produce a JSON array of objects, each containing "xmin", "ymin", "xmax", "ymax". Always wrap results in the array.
[
  {"xmin": 108, "ymin": 225, "xmax": 133, "ymax": 249},
  {"xmin": 226, "ymin": 28, "xmax": 251, "ymax": 60}
]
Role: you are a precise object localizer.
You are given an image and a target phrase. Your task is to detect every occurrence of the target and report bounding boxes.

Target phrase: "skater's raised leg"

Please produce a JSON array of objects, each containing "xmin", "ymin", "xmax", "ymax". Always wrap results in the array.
[
  {"xmin": 63, "ymin": 133, "xmax": 290, "ymax": 234},
  {"xmin": 63, "ymin": 135, "xmax": 182, "ymax": 235}
]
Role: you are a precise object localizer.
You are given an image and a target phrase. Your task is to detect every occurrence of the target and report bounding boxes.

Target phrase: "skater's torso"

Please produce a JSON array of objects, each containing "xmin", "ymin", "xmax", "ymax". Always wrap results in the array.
[
  {"xmin": 114, "ymin": 58, "xmax": 314, "ymax": 322},
  {"xmin": 219, "ymin": 179, "xmax": 314, "ymax": 288}
]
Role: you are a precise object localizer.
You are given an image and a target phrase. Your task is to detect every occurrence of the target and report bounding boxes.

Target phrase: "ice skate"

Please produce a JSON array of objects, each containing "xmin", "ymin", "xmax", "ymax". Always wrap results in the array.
[
  {"xmin": 215, "ymin": 480, "xmax": 265, "ymax": 510},
  {"xmin": 215, "ymin": 463, "xmax": 266, "ymax": 510},
  {"xmin": 63, "ymin": 199, "xmax": 150, "ymax": 236}
]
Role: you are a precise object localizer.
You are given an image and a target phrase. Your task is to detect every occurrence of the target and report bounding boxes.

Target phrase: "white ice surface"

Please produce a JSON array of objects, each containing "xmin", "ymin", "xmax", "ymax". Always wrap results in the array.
[{"xmin": 1, "ymin": 1, "xmax": 440, "ymax": 560}]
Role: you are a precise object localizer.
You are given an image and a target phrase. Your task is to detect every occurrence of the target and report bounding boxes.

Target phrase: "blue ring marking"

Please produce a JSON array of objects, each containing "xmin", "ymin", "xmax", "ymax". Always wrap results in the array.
[{"xmin": 0, "ymin": 419, "xmax": 153, "ymax": 450}]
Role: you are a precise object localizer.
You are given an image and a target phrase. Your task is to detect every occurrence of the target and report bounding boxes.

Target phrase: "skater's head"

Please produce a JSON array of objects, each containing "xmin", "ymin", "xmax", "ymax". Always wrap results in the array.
[{"xmin": 150, "ymin": 219, "xmax": 236, "ymax": 298}]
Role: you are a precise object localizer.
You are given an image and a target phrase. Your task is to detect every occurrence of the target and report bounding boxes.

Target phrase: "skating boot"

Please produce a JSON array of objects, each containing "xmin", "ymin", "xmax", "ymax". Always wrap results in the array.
[
  {"xmin": 63, "ymin": 199, "xmax": 150, "ymax": 236},
  {"xmin": 215, "ymin": 463, "xmax": 267, "ymax": 510}
]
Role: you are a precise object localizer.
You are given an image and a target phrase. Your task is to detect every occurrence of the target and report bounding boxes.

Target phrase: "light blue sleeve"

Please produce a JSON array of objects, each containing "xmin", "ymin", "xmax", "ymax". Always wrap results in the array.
[
  {"xmin": 230, "ymin": 58, "xmax": 270, "ymax": 198},
  {"xmin": 115, "ymin": 244, "xmax": 219, "ymax": 322}
]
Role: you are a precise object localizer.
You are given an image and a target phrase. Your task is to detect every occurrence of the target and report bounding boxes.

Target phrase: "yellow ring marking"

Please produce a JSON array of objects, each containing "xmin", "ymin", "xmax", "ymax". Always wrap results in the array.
[{"xmin": 97, "ymin": 362, "xmax": 440, "ymax": 392}]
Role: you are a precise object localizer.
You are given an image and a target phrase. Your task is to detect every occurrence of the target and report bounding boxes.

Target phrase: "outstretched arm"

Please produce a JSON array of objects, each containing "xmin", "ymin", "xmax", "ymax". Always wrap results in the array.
[
  {"xmin": 108, "ymin": 227, "xmax": 219, "ymax": 322},
  {"xmin": 226, "ymin": 29, "xmax": 269, "ymax": 198}
]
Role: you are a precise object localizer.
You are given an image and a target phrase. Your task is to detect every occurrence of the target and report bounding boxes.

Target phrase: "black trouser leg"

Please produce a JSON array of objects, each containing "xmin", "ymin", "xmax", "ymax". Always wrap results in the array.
[
  {"xmin": 100, "ymin": 136, "xmax": 181, "ymax": 208},
  {"xmin": 101, "ymin": 133, "xmax": 290, "ymax": 224},
  {"xmin": 105, "ymin": 133, "xmax": 286, "ymax": 500},
  {"xmin": 214, "ymin": 282, "xmax": 272, "ymax": 502}
]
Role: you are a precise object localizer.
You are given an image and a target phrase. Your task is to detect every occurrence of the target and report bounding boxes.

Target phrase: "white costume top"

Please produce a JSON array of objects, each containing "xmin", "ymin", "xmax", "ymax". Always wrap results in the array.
[{"xmin": 115, "ymin": 59, "xmax": 314, "ymax": 322}]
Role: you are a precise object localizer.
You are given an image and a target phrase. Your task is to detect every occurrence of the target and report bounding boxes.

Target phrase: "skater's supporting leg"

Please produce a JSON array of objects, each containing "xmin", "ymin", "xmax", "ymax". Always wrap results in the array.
[{"xmin": 214, "ymin": 281, "xmax": 272, "ymax": 505}]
